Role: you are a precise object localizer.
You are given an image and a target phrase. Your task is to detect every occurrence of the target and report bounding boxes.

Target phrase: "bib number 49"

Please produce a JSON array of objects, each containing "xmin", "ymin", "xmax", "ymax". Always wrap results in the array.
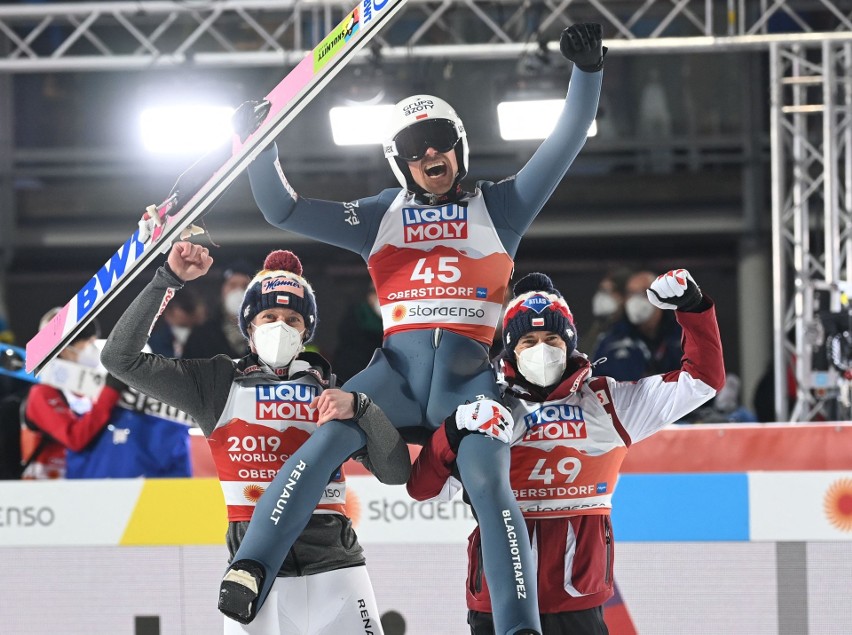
[
  {"xmin": 529, "ymin": 457, "xmax": 582, "ymax": 485},
  {"xmin": 411, "ymin": 257, "xmax": 461, "ymax": 284}
]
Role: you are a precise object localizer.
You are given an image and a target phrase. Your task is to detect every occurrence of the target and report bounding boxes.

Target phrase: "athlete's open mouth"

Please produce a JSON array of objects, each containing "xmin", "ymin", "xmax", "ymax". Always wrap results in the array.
[{"xmin": 424, "ymin": 161, "xmax": 448, "ymax": 178}]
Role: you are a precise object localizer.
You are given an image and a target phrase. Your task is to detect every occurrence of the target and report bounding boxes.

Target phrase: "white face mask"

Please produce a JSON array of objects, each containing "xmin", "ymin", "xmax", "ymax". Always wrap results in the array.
[
  {"xmin": 625, "ymin": 295, "xmax": 656, "ymax": 325},
  {"xmin": 591, "ymin": 291, "xmax": 619, "ymax": 318},
  {"xmin": 73, "ymin": 342, "xmax": 102, "ymax": 369},
  {"xmin": 224, "ymin": 289, "xmax": 246, "ymax": 317},
  {"xmin": 516, "ymin": 342, "xmax": 567, "ymax": 387},
  {"xmin": 252, "ymin": 321, "xmax": 304, "ymax": 368}
]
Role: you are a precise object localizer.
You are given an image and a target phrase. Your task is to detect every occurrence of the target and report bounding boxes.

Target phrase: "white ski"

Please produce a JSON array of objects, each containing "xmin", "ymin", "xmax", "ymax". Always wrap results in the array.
[{"xmin": 26, "ymin": 0, "xmax": 407, "ymax": 374}]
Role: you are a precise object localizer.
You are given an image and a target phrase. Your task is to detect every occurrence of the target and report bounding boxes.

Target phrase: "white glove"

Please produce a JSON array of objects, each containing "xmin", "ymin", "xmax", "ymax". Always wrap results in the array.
[
  {"xmin": 137, "ymin": 204, "xmax": 163, "ymax": 244},
  {"xmin": 454, "ymin": 399, "xmax": 514, "ymax": 444},
  {"xmin": 647, "ymin": 268, "xmax": 703, "ymax": 311}
]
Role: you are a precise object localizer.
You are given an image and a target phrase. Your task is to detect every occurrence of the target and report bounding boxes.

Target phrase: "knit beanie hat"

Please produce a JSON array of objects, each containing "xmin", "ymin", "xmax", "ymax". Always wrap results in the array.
[
  {"xmin": 238, "ymin": 250, "xmax": 318, "ymax": 342},
  {"xmin": 502, "ymin": 273, "xmax": 577, "ymax": 360}
]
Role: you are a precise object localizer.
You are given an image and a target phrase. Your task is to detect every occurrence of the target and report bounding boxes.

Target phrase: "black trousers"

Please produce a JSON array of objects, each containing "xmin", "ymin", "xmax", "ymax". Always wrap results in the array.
[{"xmin": 468, "ymin": 605, "xmax": 609, "ymax": 635}]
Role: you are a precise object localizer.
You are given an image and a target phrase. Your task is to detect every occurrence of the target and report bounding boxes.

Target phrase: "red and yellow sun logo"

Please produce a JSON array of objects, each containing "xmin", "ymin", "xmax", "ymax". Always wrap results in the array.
[
  {"xmin": 243, "ymin": 484, "xmax": 266, "ymax": 503},
  {"xmin": 391, "ymin": 305, "xmax": 407, "ymax": 322},
  {"xmin": 344, "ymin": 490, "xmax": 362, "ymax": 527},
  {"xmin": 824, "ymin": 478, "xmax": 852, "ymax": 532}
]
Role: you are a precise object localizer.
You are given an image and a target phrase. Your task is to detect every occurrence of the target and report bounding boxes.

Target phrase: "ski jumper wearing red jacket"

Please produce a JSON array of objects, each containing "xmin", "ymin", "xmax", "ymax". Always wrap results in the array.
[{"xmin": 408, "ymin": 270, "xmax": 724, "ymax": 633}]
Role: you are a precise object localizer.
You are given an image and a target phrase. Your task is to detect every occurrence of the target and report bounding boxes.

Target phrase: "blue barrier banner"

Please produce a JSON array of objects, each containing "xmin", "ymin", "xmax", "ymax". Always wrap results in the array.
[{"xmin": 612, "ymin": 473, "xmax": 749, "ymax": 541}]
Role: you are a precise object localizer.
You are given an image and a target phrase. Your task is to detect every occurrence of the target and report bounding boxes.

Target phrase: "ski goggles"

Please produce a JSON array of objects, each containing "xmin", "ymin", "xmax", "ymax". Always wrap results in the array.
[{"xmin": 387, "ymin": 119, "xmax": 462, "ymax": 162}]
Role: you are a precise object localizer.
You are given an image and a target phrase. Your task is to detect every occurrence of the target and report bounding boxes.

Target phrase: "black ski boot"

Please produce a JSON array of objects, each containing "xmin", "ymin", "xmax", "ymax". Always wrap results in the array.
[{"xmin": 218, "ymin": 560, "xmax": 265, "ymax": 624}]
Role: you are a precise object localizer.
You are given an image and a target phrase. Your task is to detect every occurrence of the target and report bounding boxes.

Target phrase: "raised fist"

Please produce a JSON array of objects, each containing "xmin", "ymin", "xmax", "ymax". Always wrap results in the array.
[
  {"xmin": 559, "ymin": 23, "xmax": 606, "ymax": 72},
  {"xmin": 647, "ymin": 269, "xmax": 704, "ymax": 312},
  {"xmin": 167, "ymin": 241, "xmax": 214, "ymax": 282},
  {"xmin": 232, "ymin": 100, "xmax": 271, "ymax": 142}
]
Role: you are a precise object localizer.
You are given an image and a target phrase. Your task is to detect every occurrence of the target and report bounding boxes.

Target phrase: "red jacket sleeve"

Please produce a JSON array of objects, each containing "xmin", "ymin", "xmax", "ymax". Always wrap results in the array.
[
  {"xmin": 25, "ymin": 384, "xmax": 122, "ymax": 452},
  {"xmin": 668, "ymin": 297, "xmax": 726, "ymax": 392},
  {"xmin": 406, "ymin": 423, "xmax": 458, "ymax": 501}
]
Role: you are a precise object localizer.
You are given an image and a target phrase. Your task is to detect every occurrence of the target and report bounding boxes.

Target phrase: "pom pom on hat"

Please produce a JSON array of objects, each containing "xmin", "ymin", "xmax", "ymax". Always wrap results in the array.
[
  {"xmin": 264, "ymin": 250, "xmax": 302, "ymax": 277},
  {"xmin": 238, "ymin": 250, "xmax": 318, "ymax": 341},
  {"xmin": 502, "ymin": 272, "xmax": 577, "ymax": 359}
]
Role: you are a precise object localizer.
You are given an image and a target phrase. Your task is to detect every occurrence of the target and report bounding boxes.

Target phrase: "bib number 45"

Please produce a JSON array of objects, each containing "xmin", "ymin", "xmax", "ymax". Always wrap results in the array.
[{"xmin": 411, "ymin": 257, "xmax": 461, "ymax": 284}]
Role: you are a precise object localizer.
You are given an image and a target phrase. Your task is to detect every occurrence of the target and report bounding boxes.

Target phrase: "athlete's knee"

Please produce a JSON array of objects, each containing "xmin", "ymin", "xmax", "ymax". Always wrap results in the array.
[
  {"xmin": 456, "ymin": 443, "xmax": 512, "ymax": 500},
  {"xmin": 303, "ymin": 419, "xmax": 366, "ymax": 459}
]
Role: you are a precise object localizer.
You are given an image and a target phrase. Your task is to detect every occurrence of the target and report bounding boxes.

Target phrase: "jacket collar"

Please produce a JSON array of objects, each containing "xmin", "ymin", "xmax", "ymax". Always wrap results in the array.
[{"xmin": 235, "ymin": 351, "xmax": 333, "ymax": 387}]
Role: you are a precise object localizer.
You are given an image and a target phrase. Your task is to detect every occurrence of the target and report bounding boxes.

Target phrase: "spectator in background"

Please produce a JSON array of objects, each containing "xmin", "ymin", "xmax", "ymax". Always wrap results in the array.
[
  {"xmin": 183, "ymin": 259, "xmax": 253, "ymax": 359},
  {"xmin": 592, "ymin": 270, "xmax": 683, "ymax": 381},
  {"xmin": 147, "ymin": 285, "xmax": 207, "ymax": 357},
  {"xmin": 583, "ymin": 267, "xmax": 631, "ymax": 353},
  {"xmin": 332, "ymin": 283, "xmax": 383, "ymax": 384},
  {"xmin": 21, "ymin": 309, "xmax": 126, "ymax": 479},
  {"xmin": 681, "ymin": 372, "xmax": 758, "ymax": 424}
]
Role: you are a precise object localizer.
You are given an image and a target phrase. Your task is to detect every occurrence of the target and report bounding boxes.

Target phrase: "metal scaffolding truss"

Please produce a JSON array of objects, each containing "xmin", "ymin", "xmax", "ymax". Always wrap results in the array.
[
  {"xmin": 0, "ymin": 0, "xmax": 851, "ymax": 72},
  {"xmin": 770, "ymin": 40, "xmax": 852, "ymax": 422}
]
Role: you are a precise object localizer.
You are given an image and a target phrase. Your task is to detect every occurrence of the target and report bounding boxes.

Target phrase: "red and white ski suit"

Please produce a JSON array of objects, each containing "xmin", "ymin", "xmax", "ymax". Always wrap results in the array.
[{"xmin": 408, "ymin": 301, "xmax": 725, "ymax": 614}]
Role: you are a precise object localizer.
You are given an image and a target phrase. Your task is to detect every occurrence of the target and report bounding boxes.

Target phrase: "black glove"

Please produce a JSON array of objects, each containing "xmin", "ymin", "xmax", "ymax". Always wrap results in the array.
[
  {"xmin": 231, "ymin": 100, "xmax": 271, "ymax": 142},
  {"xmin": 559, "ymin": 23, "xmax": 606, "ymax": 72},
  {"xmin": 104, "ymin": 373, "xmax": 129, "ymax": 394},
  {"xmin": 442, "ymin": 412, "xmax": 469, "ymax": 454},
  {"xmin": 646, "ymin": 269, "xmax": 706, "ymax": 312}
]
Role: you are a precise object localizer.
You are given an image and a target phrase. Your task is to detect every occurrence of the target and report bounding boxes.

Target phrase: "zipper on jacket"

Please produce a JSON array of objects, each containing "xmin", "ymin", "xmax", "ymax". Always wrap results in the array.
[
  {"xmin": 604, "ymin": 519, "xmax": 612, "ymax": 585},
  {"xmin": 474, "ymin": 540, "xmax": 483, "ymax": 593}
]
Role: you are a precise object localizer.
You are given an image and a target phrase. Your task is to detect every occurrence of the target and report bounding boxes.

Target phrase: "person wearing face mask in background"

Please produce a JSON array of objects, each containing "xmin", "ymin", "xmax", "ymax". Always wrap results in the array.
[
  {"xmin": 582, "ymin": 267, "xmax": 631, "ymax": 355},
  {"xmin": 182, "ymin": 259, "xmax": 253, "ymax": 360},
  {"xmin": 406, "ymin": 270, "xmax": 724, "ymax": 634},
  {"xmin": 592, "ymin": 270, "xmax": 684, "ymax": 382},
  {"xmin": 147, "ymin": 285, "xmax": 207, "ymax": 357},
  {"xmin": 21, "ymin": 311, "xmax": 127, "ymax": 479},
  {"xmin": 101, "ymin": 241, "xmax": 410, "ymax": 635}
]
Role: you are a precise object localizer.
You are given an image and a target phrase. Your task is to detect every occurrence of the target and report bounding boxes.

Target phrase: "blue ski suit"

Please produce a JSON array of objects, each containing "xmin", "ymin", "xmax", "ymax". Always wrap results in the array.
[{"xmin": 231, "ymin": 68, "xmax": 602, "ymax": 635}]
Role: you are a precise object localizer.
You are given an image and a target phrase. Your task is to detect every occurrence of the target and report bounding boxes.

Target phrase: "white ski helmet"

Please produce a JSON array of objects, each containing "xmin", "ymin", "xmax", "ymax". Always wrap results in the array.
[{"xmin": 383, "ymin": 94, "xmax": 469, "ymax": 192}]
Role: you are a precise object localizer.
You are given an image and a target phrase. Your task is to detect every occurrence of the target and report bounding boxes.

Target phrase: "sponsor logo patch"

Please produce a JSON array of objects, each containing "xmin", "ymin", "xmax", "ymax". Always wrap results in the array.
[
  {"xmin": 523, "ymin": 404, "xmax": 587, "ymax": 440},
  {"xmin": 402, "ymin": 205, "xmax": 467, "ymax": 243},
  {"xmin": 255, "ymin": 383, "xmax": 318, "ymax": 422},
  {"xmin": 522, "ymin": 294, "xmax": 551, "ymax": 313},
  {"xmin": 403, "ymin": 98, "xmax": 434, "ymax": 117},
  {"xmin": 391, "ymin": 305, "xmax": 407, "ymax": 322},
  {"xmin": 262, "ymin": 277, "xmax": 304, "ymax": 297}
]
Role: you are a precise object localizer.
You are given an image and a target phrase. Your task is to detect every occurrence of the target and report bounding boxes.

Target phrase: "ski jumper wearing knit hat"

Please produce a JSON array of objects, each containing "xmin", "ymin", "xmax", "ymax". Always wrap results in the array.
[
  {"xmin": 101, "ymin": 246, "xmax": 414, "ymax": 633},
  {"xmin": 408, "ymin": 270, "xmax": 726, "ymax": 634}
]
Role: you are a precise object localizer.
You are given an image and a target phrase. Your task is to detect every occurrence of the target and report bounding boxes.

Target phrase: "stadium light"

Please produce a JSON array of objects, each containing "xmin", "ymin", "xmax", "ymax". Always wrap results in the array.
[
  {"xmin": 329, "ymin": 105, "xmax": 394, "ymax": 146},
  {"xmin": 497, "ymin": 99, "xmax": 597, "ymax": 140},
  {"xmin": 140, "ymin": 104, "xmax": 234, "ymax": 155}
]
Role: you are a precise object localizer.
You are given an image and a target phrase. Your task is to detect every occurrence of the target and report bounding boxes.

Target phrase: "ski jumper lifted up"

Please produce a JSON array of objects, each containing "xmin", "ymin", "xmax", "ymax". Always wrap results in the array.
[{"xmin": 224, "ymin": 24, "xmax": 605, "ymax": 635}]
